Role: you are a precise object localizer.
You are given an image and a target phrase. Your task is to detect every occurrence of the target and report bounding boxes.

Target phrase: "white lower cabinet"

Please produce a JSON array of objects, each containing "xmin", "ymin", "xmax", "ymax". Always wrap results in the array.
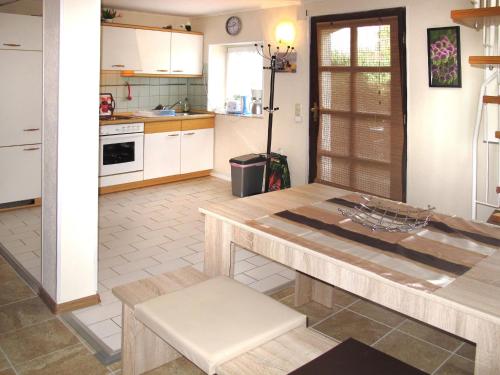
[
  {"xmin": 180, "ymin": 128, "xmax": 214, "ymax": 174},
  {"xmin": 144, "ymin": 131, "xmax": 181, "ymax": 180},
  {"xmin": 0, "ymin": 145, "xmax": 41, "ymax": 204}
]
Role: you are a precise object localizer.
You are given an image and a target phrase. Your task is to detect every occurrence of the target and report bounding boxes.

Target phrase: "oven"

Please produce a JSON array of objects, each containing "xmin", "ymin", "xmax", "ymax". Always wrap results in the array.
[{"xmin": 99, "ymin": 123, "xmax": 144, "ymax": 178}]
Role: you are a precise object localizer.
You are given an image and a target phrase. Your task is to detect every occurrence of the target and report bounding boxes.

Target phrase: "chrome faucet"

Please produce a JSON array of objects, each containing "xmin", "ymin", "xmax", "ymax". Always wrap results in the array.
[{"xmin": 167, "ymin": 99, "xmax": 183, "ymax": 110}]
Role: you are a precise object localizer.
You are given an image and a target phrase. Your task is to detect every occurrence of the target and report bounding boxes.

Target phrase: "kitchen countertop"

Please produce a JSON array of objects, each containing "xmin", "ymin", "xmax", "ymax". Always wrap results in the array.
[{"xmin": 99, "ymin": 111, "xmax": 215, "ymax": 126}]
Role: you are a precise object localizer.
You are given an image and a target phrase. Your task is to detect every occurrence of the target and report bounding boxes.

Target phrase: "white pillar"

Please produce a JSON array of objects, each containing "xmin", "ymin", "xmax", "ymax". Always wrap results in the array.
[{"xmin": 42, "ymin": 0, "xmax": 101, "ymax": 308}]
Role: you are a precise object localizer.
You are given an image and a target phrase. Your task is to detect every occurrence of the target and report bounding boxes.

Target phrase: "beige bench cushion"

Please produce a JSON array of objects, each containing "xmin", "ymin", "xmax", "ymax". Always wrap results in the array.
[{"xmin": 135, "ymin": 276, "xmax": 306, "ymax": 374}]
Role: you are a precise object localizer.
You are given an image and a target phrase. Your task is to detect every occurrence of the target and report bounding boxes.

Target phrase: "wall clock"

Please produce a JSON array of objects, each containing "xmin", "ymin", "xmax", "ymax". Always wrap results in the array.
[{"xmin": 225, "ymin": 16, "xmax": 242, "ymax": 36}]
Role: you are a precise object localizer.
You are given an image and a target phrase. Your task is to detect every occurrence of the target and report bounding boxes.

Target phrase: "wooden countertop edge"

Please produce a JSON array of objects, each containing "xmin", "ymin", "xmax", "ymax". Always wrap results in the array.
[{"xmin": 100, "ymin": 112, "xmax": 215, "ymax": 126}]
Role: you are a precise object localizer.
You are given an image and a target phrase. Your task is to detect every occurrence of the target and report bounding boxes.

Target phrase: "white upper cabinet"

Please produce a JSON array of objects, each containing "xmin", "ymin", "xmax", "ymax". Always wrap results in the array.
[
  {"xmin": 136, "ymin": 29, "xmax": 171, "ymax": 74},
  {"xmin": 101, "ymin": 26, "xmax": 141, "ymax": 71},
  {"xmin": 0, "ymin": 13, "xmax": 42, "ymax": 51},
  {"xmin": 0, "ymin": 50, "xmax": 42, "ymax": 147},
  {"xmin": 171, "ymin": 33, "xmax": 204, "ymax": 76}
]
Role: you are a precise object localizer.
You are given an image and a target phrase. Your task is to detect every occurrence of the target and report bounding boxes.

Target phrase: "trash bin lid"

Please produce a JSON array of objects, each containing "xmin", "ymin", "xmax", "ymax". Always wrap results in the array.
[{"xmin": 229, "ymin": 153, "xmax": 266, "ymax": 165}]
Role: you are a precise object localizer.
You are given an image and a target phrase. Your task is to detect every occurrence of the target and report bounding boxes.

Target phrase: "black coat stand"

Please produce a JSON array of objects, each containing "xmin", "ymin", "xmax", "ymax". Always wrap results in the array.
[{"xmin": 255, "ymin": 44, "xmax": 294, "ymax": 192}]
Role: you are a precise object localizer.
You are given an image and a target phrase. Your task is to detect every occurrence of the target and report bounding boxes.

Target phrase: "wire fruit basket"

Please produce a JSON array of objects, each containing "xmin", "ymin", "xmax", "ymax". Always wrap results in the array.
[{"xmin": 338, "ymin": 196, "xmax": 435, "ymax": 233}]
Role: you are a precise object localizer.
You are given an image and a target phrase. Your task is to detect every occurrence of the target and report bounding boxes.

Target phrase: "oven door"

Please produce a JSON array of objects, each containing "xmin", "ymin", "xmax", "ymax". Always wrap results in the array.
[{"xmin": 99, "ymin": 133, "xmax": 144, "ymax": 177}]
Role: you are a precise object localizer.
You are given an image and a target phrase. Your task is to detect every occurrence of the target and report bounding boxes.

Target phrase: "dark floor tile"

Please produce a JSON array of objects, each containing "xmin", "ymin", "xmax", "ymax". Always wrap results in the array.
[
  {"xmin": 0, "ymin": 350, "xmax": 8, "ymax": 371},
  {"xmin": 281, "ymin": 295, "xmax": 340, "ymax": 326},
  {"xmin": 0, "ymin": 297, "xmax": 53, "ymax": 334},
  {"xmin": 0, "ymin": 369, "xmax": 15, "ymax": 375},
  {"xmin": 0, "ymin": 318, "xmax": 79, "ymax": 365},
  {"xmin": 0, "ymin": 275, "xmax": 35, "ymax": 306},
  {"xmin": 349, "ymin": 299, "xmax": 406, "ymax": 327},
  {"xmin": 398, "ymin": 319, "xmax": 462, "ymax": 351},
  {"xmin": 144, "ymin": 357, "xmax": 204, "ymax": 375},
  {"xmin": 374, "ymin": 330, "xmax": 450, "ymax": 374},
  {"xmin": 16, "ymin": 344, "xmax": 108, "ymax": 375},
  {"xmin": 0, "ymin": 256, "xmax": 6, "ymax": 266},
  {"xmin": 313, "ymin": 309, "xmax": 391, "ymax": 345},
  {"xmin": 456, "ymin": 342, "xmax": 476, "ymax": 361},
  {"xmin": 270, "ymin": 287, "xmax": 294, "ymax": 301},
  {"xmin": 435, "ymin": 355, "xmax": 474, "ymax": 375},
  {"xmin": 331, "ymin": 287, "xmax": 359, "ymax": 307}
]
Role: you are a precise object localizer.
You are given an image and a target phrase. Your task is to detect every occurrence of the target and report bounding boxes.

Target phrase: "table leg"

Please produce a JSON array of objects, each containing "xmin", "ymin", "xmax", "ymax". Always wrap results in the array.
[
  {"xmin": 294, "ymin": 272, "xmax": 335, "ymax": 308},
  {"xmin": 474, "ymin": 327, "xmax": 500, "ymax": 375},
  {"xmin": 204, "ymin": 215, "xmax": 235, "ymax": 277},
  {"xmin": 121, "ymin": 305, "xmax": 180, "ymax": 375}
]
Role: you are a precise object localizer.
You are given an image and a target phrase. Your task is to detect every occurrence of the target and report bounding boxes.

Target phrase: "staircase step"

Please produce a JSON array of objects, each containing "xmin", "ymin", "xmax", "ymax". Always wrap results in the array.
[
  {"xmin": 496, "ymin": 131, "xmax": 500, "ymax": 139},
  {"xmin": 484, "ymin": 96, "xmax": 500, "ymax": 104},
  {"xmin": 470, "ymin": 56, "xmax": 500, "ymax": 65}
]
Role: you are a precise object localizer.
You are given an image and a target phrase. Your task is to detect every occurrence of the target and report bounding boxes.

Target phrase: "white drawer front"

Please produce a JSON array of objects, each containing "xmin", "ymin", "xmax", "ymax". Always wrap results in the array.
[
  {"xmin": 180, "ymin": 128, "xmax": 214, "ymax": 174},
  {"xmin": 0, "ymin": 13, "xmax": 42, "ymax": 51}
]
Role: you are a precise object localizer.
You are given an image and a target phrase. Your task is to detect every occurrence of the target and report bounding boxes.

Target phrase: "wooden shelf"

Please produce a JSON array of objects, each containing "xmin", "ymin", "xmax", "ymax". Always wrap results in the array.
[
  {"xmin": 469, "ymin": 56, "xmax": 500, "ymax": 65},
  {"xmin": 451, "ymin": 7, "xmax": 500, "ymax": 28},
  {"xmin": 496, "ymin": 130, "xmax": 500, "ymax": 139},
  {"xmin": 483, "ymin": 96, "xmax": 500, "ymax": 104}
]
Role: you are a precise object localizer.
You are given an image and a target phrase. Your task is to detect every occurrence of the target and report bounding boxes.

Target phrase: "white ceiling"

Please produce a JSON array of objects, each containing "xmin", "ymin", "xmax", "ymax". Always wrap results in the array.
[{"xmin": 101, "ymin": 0, "xmax": 301, "ymax": 17}]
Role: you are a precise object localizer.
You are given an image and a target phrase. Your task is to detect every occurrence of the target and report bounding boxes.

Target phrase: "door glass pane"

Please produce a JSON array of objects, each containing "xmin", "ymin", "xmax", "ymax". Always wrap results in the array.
[
  {"xmin": 355, "ymin": 72, "xmax": 391, "ymax": 115},
  {"xmin": 103, "ymin": 142, "xmax": 135, "ymax": 165},
  {"xmin": 320, "ymin": 28, "xmax": 350, "ymax": 67},
  {"xmin": 357, "ymin": 25, "xmax": 391, "ymax": 67},
  {"xmin": 353, "ymin": 117, "xmax": 390, "ymax": 163},
  {"xmin": 320, "ymin": 72, "xmax": 351, "ymax": 111}
]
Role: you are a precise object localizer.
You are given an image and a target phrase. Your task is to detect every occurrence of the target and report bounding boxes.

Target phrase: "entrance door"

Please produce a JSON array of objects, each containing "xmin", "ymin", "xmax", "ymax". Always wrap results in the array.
[{"xmin": 309, "ymin": 8, "xmax": 407, "ymax": 201}]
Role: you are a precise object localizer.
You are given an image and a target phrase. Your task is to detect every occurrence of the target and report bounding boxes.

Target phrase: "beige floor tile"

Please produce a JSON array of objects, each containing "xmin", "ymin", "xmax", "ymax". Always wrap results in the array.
[
  {"xmin": 456, "ymin": 342, "xmax": 476, "ymax": 361},
  {"xmin": 0, "ymin": 368, "xmax": 15, "ymax": 375},
  {"xmin": 0, "ymin": 297, "xmax": 53, "ymax": 334},
  {"xmin": 348, "ymin": 299, "xmax": 406, "ymax": 327},
  {"xmin": 144, "ymin": 357, "xmax": 204, "ymax": 375},
  {"xmin": 374, "ymin": 330, "xmax": 451, "ymax": 374},
  {"xmin": 435, "ymin": 355, "xmax": 474, "ymax": 375},
  {"xmin": 270, "ymin": 286, "xmax": 294, "ymax": 301},
  {"xmin": 398, "ymin": 319, "xmax": 463, "ymax": 351},
  {"xmin": 314, "ymin": 309, "xmax": 391, "ymax": 345},
  {"xmin": 16, "ymin": 344, "xmax": 109, "ymax": 375},
  {"xmin": 0, "ymin": 266, "xmax": 35, "ymax": 306},
  {"xmin": 0, "ymin": 318, "xmax": 79, "ymax": 366}
]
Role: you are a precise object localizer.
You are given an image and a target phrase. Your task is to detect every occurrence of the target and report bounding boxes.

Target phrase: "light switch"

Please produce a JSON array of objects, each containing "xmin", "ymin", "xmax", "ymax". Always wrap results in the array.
[{"xmin": 295, "ymin": 103, "xmax": 302, "ymax": 123}]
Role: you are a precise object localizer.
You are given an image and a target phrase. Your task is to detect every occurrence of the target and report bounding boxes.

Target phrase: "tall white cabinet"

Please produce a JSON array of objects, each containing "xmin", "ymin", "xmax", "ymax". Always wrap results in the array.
[{"xmin": 0, "ymin": 13, "xmax": 42, "ymax": 206}]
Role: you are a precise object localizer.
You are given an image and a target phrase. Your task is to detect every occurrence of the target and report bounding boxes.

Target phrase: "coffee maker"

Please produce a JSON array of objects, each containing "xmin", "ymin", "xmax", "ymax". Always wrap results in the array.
[{"xmin": 251, "ymin": 89, "xmax": 263, "ymax": 115}]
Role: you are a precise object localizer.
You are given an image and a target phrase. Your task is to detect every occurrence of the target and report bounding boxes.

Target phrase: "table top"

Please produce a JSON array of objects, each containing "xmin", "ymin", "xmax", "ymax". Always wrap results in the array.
[{"xmin": 200, "ymin": 183, "xmax": 500, "ymax": 325}]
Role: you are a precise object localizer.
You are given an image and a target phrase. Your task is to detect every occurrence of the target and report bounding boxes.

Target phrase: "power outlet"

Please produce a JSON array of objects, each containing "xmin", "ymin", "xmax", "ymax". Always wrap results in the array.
[{"xmin": 294, "ymin": 103, "xmax": 302, "ymax": 123}]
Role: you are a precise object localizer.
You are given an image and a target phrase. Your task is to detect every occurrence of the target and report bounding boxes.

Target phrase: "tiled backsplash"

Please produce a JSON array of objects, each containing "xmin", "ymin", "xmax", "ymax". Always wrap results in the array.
[{"xmin": 100, "ymin": 69, "xmax": 208, "ymax": 113}]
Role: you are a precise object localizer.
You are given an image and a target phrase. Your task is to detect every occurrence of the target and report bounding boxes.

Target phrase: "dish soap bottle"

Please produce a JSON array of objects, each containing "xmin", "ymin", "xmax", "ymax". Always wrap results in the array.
[{"xmin": 182, "ymin": 97, "xmax": 190, "ymax": 113}]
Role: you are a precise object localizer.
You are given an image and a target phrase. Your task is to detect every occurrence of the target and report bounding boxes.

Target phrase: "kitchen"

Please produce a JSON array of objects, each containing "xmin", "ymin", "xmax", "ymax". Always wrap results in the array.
[{"xmin": 0, "ymin": 0, "xmax": 497, "ymax": 374}]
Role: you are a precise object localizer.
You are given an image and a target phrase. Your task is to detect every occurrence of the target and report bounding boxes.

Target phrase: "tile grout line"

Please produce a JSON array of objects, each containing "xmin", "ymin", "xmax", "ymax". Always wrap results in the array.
[
  {"xmin": 430, "ymin": 341, "xmax": 466, "ymax": 375},
  {"xmin": 370, "ymin": 319, "xmax": 408, "ymax": 347},
  {"xmin": 10, "ymin": 343, "xmax": 83, "ymax": 372},
  {"xmin": 0, "ymin": 345, "xmax": 19, "ymax": 375},
  {"xmin": 309, "ymin": 298, "xmax": 361, "ymax": 329},
  {"xmin": 0, "ymin": 316, "xmax": 57, "ymax": 337}
]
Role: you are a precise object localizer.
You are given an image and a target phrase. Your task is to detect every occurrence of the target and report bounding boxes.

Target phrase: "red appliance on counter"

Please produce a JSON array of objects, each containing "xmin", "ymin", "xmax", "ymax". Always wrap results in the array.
[{"xmin": 99, "ymin": 93, "xmax": 115, "ymax": 117}]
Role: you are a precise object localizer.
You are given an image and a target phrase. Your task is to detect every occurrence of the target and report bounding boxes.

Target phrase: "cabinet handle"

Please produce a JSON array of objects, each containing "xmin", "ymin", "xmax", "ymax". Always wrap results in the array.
[
  {"xmin": 168, "ymin": 134, "xmax": 179, "ymax": 137},
  {"xmin": 172, "ymin": 69, "xmax": 184, "ymax": 73},
  {"xmin": 23, "ymin": 147, "xmax": 40, "ymax": 151},
  {"xmin": 112, "ymin": 64, "xmax": 125, "ymax": 68},
  {"xmin": 3, "ymin": 43, "xmax": 21, "ymax": 47},
  {"xmin": 24, "ymin": 128, "xmax": 40, "ymax": 132},
  {"xmin": 184, "ymin": 132, "xmax": 195, "ymax": 135},
  {"xmin": 156, "ymin": 69, "xmax": 169, "ymax": 72}
]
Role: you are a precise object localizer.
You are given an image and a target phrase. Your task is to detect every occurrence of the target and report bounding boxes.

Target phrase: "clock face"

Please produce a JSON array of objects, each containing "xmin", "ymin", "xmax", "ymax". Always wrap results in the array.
[{"xmin": 226, "ymin": 16, "xmax": 241, "ymax": 36}]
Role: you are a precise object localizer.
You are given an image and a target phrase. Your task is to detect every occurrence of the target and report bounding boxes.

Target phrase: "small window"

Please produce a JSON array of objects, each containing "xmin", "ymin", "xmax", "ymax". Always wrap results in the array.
[{"xmin": 208, "ymin": 43, "xmax": 263, "ymax": 115}]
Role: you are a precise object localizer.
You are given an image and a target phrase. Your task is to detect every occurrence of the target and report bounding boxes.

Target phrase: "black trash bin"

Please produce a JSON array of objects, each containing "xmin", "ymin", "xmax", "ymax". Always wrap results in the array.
[{"xmin": 229, "ymin": 154, "xmax": 266, "ymax": 197}]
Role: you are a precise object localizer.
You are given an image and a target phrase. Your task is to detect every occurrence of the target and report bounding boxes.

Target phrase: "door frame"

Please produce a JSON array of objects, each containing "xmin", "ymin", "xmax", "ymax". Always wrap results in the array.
[{"xmin": 308, "ymin": 7, "xmax": 408, "ymax": 201}]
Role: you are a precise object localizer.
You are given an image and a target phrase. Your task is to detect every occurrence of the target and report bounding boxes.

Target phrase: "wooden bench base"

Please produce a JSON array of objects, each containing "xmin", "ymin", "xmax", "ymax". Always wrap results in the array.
[{"xmin": 113, "ymin": 267, "xmax": 338, "ymax": 375}]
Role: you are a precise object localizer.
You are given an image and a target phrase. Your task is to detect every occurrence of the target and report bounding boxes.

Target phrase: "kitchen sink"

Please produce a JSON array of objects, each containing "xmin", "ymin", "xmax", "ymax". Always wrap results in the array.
[{"xmin": 174, "ymin": 112, "xmax": 199, "ymax": 116}]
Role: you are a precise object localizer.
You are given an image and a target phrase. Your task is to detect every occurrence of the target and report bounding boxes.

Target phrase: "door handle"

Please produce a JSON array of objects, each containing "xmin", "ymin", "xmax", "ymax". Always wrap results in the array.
[
  {"xmin": 184, "ymin": 132, "xmax": 195, "ymax": 135},
  {"xmin": 310, "ymin": 102, "xmax": 319, "ymax": 122},
  {"xmin": 168, "ymin": 134, "xmax": 179, "ymax": 137},
  {"xmin": 112, "ymin": 64, "xmax": 125, "ymax": 68},
  {"xmin": 156, "ymin": 69, "xmax": 169, "ymax": 72},
  {"xmin": 3, "ymin": 43, "xmax": 21, "ymax": 47},
  {"xmin": 23, "ymin": 147, "xmax": 40, "ymax": 151},
  {"xmin": 172, "ymin": 69, "xmax": 184, "ymax": 73},
  {"xmin": 24, "ymin": 128, "xmax": 40, "ymax": 132}
]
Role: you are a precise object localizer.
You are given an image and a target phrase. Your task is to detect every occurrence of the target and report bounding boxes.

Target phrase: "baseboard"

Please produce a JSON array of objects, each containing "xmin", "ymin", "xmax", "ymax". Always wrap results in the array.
[
  {"xmin": 210, "ymin": 172, "xmax": 231, "ymax": 182},
  {"xmin": 99, "ymin": 170, "xmax": 212, "ymax": 194},
  {"xmin": 39, "ymin": 288, "xmax": 101, "ymax": 314}
]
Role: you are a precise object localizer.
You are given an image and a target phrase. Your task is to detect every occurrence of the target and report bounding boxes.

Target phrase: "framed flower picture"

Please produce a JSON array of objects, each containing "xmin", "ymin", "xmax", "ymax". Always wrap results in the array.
[{"xmin": 427, "ymin": 26, "xmax": 462, "ymax": 88}]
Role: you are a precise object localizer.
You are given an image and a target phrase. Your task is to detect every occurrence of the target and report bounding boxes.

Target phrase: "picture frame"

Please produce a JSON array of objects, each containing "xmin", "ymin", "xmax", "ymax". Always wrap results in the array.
[
  {"xmin": 276, "ymin": 52, "xmax": 297, "ymax": 73},
  {"xmin": 427, "ymin": 26, "xmax": 462, "ymax": 88}
]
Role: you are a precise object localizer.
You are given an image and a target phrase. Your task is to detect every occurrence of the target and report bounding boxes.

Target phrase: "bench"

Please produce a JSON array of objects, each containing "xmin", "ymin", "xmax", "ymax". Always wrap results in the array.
[{"xmin": 112, "ymin": 267, "xmax": 338, "ymax": 375}]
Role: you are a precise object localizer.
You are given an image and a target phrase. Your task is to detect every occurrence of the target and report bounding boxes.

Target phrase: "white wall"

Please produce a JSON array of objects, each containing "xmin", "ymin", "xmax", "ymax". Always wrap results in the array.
[
  {"xmin": 193, "ymin": 0, "xmax": 483, "ymax": 218},
  {"xmin": 43, "ymin": 0, "xmax": 100, "ymax": 303},
  {"xmin": 112, "ymin": 9, "xmax": 189, "ymax": 29}
]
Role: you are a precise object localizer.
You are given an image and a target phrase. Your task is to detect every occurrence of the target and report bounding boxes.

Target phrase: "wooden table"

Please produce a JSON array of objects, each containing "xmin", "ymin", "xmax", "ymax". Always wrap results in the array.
[{"xmin": 200, "ymin": 183, "xmax": 500, "ymax": 375}]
